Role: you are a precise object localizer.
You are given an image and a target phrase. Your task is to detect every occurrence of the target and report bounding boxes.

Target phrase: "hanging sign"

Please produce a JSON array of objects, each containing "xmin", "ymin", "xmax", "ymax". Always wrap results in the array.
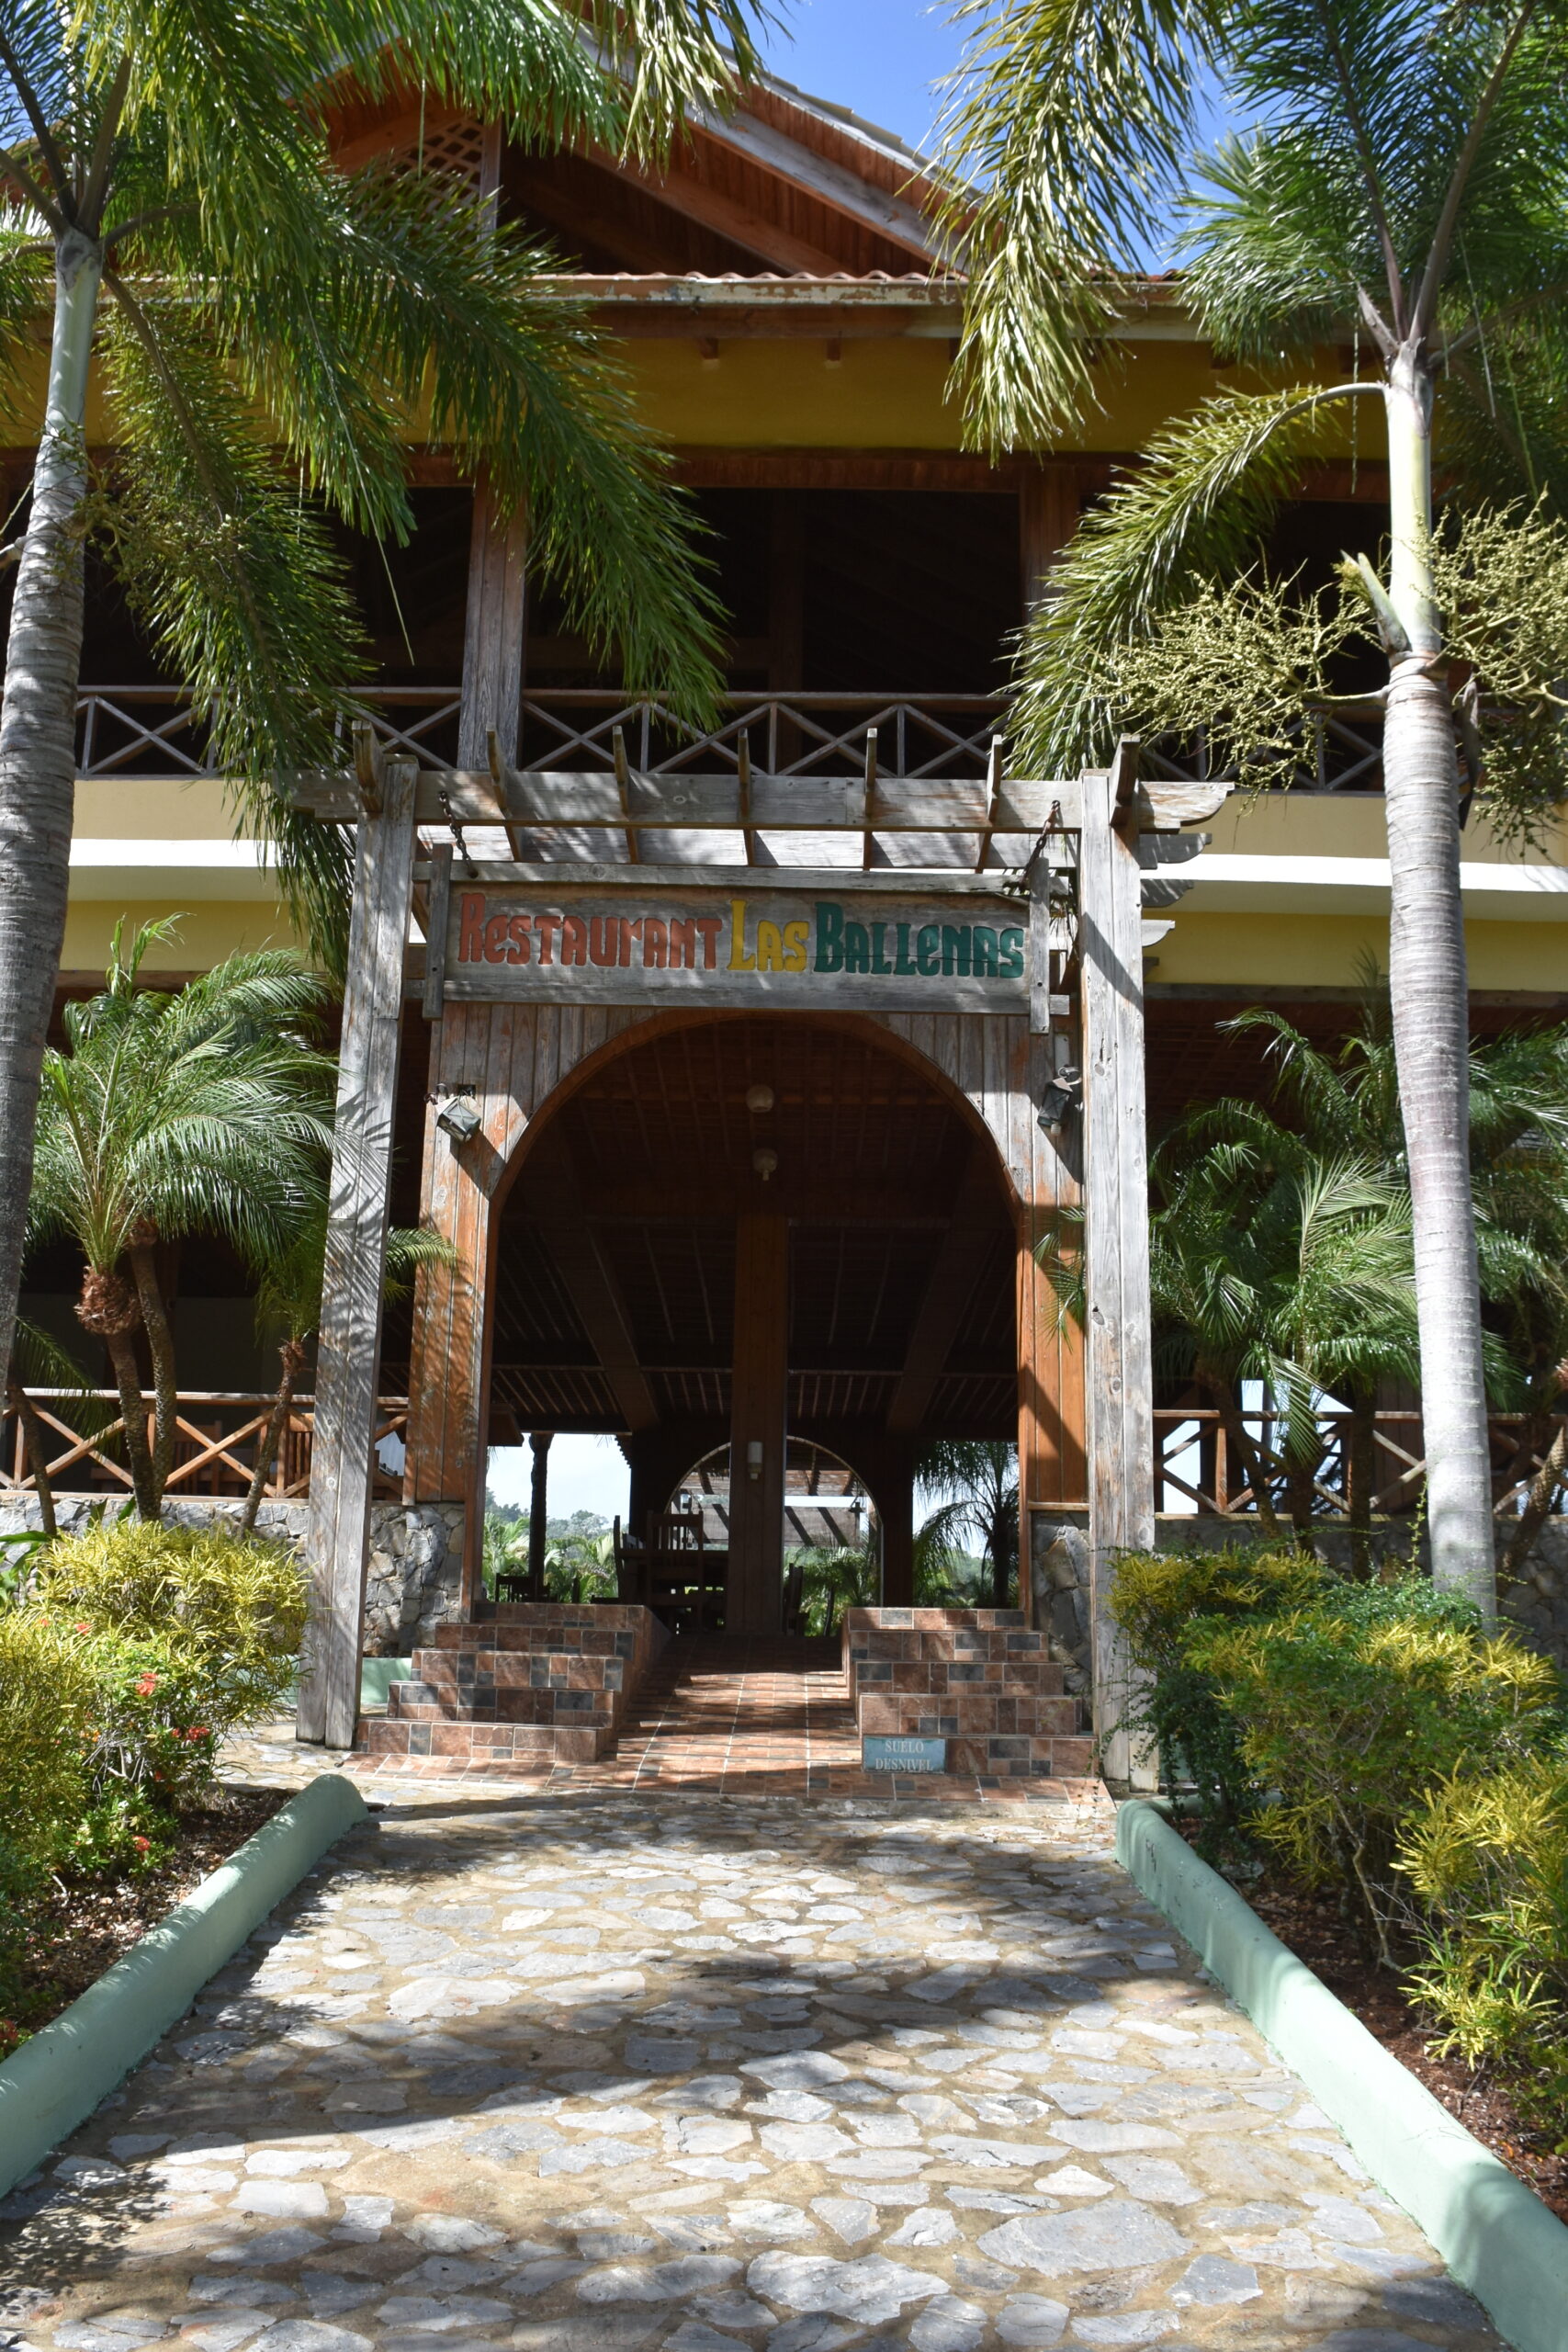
[{"xmin": 440, "ymin": 882, "xmax": 1028, "ymax": 1013}]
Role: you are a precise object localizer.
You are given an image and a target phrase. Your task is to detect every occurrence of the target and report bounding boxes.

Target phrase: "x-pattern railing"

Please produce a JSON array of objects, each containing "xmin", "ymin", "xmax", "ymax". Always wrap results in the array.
[
  {"xmin": 67, "ymin": 684, "xmax": 1393, "ymax": 790},
  {"xmin": 1156, "ymin": 1405, "xmax": 1565, "ymax": 1520},
  {"xmin": 2, "ymin": 1392, "xmax": 409, "ymax": 1500}
]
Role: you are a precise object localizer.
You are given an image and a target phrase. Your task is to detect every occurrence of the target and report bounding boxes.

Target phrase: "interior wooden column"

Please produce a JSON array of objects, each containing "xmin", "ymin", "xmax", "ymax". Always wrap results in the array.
[
  {"xmin": 1019, "ymin": 466, "xmax": 1083, "ymax": 612},
  {"xmin": 727, "ymin": 1213, "xmax": 789, "ymax": 1634},
  {"xmin": 876, "ymin": 1447, "xmax": 915, "ymax": 1607}
]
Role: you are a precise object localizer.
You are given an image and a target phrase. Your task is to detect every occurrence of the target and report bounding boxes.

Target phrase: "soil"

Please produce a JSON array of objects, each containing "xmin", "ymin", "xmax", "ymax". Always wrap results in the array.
[
  {"xmin": 3, "ymin": 1781, "xmax": 290, "ymax": 2049},
  {"xmin": 1190, "ymin": 1833, "xmax": 1568, "ymax": 2222}
]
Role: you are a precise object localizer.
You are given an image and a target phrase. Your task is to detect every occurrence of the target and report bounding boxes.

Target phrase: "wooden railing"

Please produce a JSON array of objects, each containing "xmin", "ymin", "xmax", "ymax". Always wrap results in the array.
[
  {"xmin": 1155, "ymin": 1405, "xmax": 1565, "ymax": 1521},
  {"xmin": 67, "ymin": 684, "xmax": 1391, "ymax": 792},
  {"xmin": 0, "ymin": 1392, "xmax": 409, "ymax": 1502}
]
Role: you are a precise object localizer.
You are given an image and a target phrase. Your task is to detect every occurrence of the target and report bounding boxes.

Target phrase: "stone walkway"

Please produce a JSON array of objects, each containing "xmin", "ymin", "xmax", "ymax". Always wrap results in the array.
[{"xmin": 0, "ymin": 1784, "xmax": 1501, "ymax": 2352}]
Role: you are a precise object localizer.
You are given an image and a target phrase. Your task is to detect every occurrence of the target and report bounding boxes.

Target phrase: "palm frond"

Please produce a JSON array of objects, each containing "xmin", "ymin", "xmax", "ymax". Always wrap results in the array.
[
  {"xmin": 1010, "ymin": 386, "xmax": 1348, "ymax": 775},
  {"xmin": 935, "ymin": 0, "xmax": 1219, "ymax": 448}
]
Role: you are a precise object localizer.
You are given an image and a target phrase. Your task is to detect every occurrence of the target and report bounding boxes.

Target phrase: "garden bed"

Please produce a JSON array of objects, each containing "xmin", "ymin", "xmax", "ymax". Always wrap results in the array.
[{"xmin": 1, "ymin": 1781, "xmax": 290, "ymax": 2052}]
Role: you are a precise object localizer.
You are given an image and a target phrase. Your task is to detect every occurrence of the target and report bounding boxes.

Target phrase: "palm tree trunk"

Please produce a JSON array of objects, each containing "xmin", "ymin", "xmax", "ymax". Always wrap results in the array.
[
  {"xmin": 241, "ymin": 1337, "xmax": 305, "ymax": 1532},
  {"xmin": 1501, "ymin": 1418, "xmax": 1568, "ymax": 1583},
  {"xmin": 0, "ymin": 230, "xmax": 105, "ymax": 1396},
  {"xmin": 77, "ymin": 1265, "xmax": 157, "ymax": 1519},
  {"xmin": 129, "ymin": 1231, "xmax": 178, "ymax": 1506},
  {"xmin": 6, "ymin": 1374, "xmax": 57, "ymax": 1538},
  {"xmin": 1381, "ymin": 352, "xmax": 1495, "ymax": 1615}
]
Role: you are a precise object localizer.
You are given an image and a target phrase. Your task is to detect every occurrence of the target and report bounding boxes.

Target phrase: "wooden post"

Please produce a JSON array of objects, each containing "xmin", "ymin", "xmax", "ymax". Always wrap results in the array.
[
  {"xmin": 1019, "ymin": 466, "xmax": 1083, "ymax": 612},
  {"xmin": 527, "ymin": 1430, "xmax": 553, "ymax": 1597},
  {"xmin": 727, "ymin": 1213, "xmax": 789, "ymax": 1633},
  {"xmin": 459, "ymin": 469, "xmax": 527, "ymax": 771},
  {"xmin": 876, "ymin": 1445, "xmax": 915, "ymax": 1608},
  {"xmin": 299, "ymin": 758, "xmax": 418, "ymax": 1747},
  {"xmin": 1078, "ymin": 745, "xmax": 1157, "ymax": 1789}
]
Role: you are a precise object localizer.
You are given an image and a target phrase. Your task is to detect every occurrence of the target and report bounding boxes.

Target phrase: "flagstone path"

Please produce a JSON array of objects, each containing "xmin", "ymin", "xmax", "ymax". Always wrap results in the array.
[{"xmin": 0, "ymin": 1782, "xmax": 1504, "ymax": 2352}]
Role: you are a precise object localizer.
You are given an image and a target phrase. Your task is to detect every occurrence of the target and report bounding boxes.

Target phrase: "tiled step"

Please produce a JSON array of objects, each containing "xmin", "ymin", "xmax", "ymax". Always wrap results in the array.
[
  {"xmin": 355, "ymin": 1601, "xmax": 667, "ymax": 1766},
  {"xmin": 842, "ymin": 1606, "xmax": 1089, "ymax": 1779}
]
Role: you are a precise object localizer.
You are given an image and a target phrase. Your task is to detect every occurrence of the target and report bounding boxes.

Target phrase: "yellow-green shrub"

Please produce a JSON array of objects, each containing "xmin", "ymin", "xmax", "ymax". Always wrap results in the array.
[
  {"xmin": 1190, "ymin": 1581, "xmax": 1561, "ymax": 1956},
  {"xmin": 1399, "ymin": 1758, "xmax": 1568, "ymax": 2141},
  {"xmin": 1109, "ymin": 1544, "xmax": 1329, "ymax": 1837},
  {"xmin": 0, "ymin": 1611, "xmax": 95, "ymax": 1864},
  {"xmin": 37, "ymin": 1519, "xmax": 308, "ymax": 1726}
]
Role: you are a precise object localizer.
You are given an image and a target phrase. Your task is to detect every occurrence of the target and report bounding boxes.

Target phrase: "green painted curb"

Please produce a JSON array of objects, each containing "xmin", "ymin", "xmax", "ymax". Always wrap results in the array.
[
  {"xmin": 0, "ymin": 1773, "xmax": 368, "ymax": 2199},
  {"xmin": 1117, "ymin": 1797, "xmax": 1568, "ymax": 2352}
]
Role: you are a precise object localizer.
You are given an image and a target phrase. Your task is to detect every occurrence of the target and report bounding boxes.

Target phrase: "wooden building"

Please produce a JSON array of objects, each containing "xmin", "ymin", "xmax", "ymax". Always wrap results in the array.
[{"xmin": 12, "ymin": 64, "xmax": 1568, "ymax": 1764}]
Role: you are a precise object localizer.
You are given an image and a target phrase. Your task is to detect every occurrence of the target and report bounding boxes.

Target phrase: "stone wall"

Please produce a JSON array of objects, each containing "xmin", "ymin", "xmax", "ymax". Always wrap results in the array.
[
  {"xmin": 0, "ymin": 1494, "xmax": 467, "ymax": 1654},
  {"xmin": 1027, "ymin": 1506, "xmax": 1568, "ymax": 1682}
]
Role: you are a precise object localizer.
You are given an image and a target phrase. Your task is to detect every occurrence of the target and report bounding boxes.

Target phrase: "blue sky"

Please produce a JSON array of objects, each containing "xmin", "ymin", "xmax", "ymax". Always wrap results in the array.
[{"xmin": 759, "ymin": 0, "xmax": 960, "ymax": 158}]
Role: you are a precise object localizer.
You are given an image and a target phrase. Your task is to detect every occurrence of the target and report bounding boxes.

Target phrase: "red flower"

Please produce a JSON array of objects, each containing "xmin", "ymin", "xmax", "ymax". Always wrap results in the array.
[
  {"xmin": 134, "ymin": 1671, "xmax": 158, "ymax": 1696},
  {"xmin": 132, "ymin": 1836, "xmax": 151, "ymax": 1851},
  {"xmin": 73, "ymin": 1621, "xmax": 91, "ymax": 1634},
  {"xmin": 186, "ymin": 1726, "xmax": 209, "ymax": 1741}
]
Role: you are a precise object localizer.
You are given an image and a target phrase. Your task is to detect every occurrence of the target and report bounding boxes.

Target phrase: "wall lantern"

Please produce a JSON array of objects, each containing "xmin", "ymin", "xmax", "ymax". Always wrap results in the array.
[
  {"xmin": 746, "ymin": 1440, "xmax": 764, "ymax": 1481},
  {"xmin": 436, "ymin": 1095, "xmax": 483, "ymax": 1144},
  {"xmin": 745, "ymin": 1083, "xmax": 775, "ymax": 1114},
  {"xmin": 1036, "ymin": 1065, "xmax": 1082, "ymax": 1137},
  {"xmin": 752, "ymin": 1146, "xmax": 779, "ymax": 1182}
]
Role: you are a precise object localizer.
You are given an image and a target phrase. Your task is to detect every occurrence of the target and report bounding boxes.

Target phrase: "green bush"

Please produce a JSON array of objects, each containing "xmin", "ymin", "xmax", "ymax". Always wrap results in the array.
[
  {"xmin": 0, "ymin": 1609, "xmax": 95, "ymax": 1864},
  {"xmin": 1399, "ymin": 1757, "xmax": 1568, "ymax": 2145},
  {"xmin": 1110, "ymin": 1544, "xmax": 1329, "ymax": 1844},
  {"xmin": 37, "ymin": 1518, "xmax": 308, "ymax": 1735},
  {"xmin": 1190, "ymin": 1578, "xmax": 1561, "ymax": 1958}
]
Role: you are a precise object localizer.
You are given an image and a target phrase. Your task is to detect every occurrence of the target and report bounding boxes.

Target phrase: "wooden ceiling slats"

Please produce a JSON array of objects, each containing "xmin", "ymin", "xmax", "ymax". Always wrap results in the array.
[{"xmin": 489, "ymin": 1017, "xmax": 1018, "ymax": 1452}]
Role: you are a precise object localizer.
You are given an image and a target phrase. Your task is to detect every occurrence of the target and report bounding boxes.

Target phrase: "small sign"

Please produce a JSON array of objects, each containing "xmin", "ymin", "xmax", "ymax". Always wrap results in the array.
[{"xmin": 862, "ymin": 1734, "xmax": 948, "ymax": 1775}]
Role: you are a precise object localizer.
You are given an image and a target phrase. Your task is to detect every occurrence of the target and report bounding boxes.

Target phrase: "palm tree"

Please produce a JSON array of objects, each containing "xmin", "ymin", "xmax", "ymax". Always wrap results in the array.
[
  {"xmin": 0, "ymin": 0, "xmax": 765, "ymax": 1426},
  {"xmin": 241, "ymin": 1193, "xmax": 453, "ymax": 1530},
  {"xmin": 941, "ymin": 0, "xmax": 1568, "ymax": 1612},
  {"xmin": 1149, "ymin": 1118, "xmax": 1422, "ymax": 1556},
  {"xmin": 917, "ymin": 1440, "xmax": 1019, "ymax": 1607},
  {"xmin": 1222, "ymin": 992, "xmax": 1568, "ymax": 1569},
  {"xmin": 28, "ymin": 920, "xmax": 333, "ymax": 1517}
]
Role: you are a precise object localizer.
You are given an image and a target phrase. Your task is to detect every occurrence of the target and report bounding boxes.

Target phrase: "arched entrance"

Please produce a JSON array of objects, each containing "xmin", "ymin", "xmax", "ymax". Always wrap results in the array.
[
  {"xmin": 294, "ymin": 742, "xmax": 1197, "ymax": 1784},
  {"xmin": 474, "ymin": 1013, "xmax": 1021, "ymax": 1632}
]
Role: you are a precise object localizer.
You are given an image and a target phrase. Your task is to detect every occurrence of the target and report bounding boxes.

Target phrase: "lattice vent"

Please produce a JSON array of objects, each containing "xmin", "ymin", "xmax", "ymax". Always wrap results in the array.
[{"xmin": 394, "ymin": 115, "xmax": 489, "ymax": 193}]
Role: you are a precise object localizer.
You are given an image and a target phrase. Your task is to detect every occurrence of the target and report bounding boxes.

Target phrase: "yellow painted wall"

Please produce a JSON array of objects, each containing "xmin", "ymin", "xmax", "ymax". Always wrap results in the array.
[
  {"xmin": 1153, "ymin": 911, "xmax": 1568, "ymax": 993},
  {"xmin": 619, "ymin": 335, "xmax": 1374, "ymax": 452},
  {"xmin": 60, "ymin": 899, "xmax": 310, "ymax": 974}
]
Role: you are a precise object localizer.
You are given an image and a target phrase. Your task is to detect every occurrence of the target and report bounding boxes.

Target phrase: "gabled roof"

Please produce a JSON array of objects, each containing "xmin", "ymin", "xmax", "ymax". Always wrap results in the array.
[{"xmin": 327, "ymin": 63, "xmax": 947, "ymax": 281}]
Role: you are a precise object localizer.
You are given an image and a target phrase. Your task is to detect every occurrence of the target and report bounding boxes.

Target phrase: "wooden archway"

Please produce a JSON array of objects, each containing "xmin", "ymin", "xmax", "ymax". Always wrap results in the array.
[{"xmin": 294, "ymin": 741, "xmax": 1201, "ymax": 1781}]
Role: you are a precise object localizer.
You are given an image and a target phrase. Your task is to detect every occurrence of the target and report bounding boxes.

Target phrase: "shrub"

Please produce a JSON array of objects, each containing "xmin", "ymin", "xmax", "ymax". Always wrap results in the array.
[
  {"xmin": 0, "ymin": 1609, "xmax": 95, "ymax": 1865},
  {"xmin": 37, "ymin": 1519, "xmax": 308, "ymax": 1733},
  {"xmin": 1110, "ymin": 1544, "xmax": 1328, "ymax": 1842},
  {"xmin": 1190, "ymin": 1578, "xmax": 1562, "ymax": 1958},
  {"xmin": 1399, "ymin": 1757, "xmax": 1568, "ymax": 2144}
]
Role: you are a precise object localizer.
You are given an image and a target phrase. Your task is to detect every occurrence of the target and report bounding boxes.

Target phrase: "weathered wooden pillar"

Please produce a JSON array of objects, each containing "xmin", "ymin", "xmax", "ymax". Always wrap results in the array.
[
  {"xmin": 1078, "ymin": 746, "xmax": 1157, "ymax": 1789},
  {"xmin": 727, "ymin": 1212, "xmax": 789, "ymax": 1634},
  {"xmin": 299, "ymin": 758, "xmax": 418, "ymax": 1747}
]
